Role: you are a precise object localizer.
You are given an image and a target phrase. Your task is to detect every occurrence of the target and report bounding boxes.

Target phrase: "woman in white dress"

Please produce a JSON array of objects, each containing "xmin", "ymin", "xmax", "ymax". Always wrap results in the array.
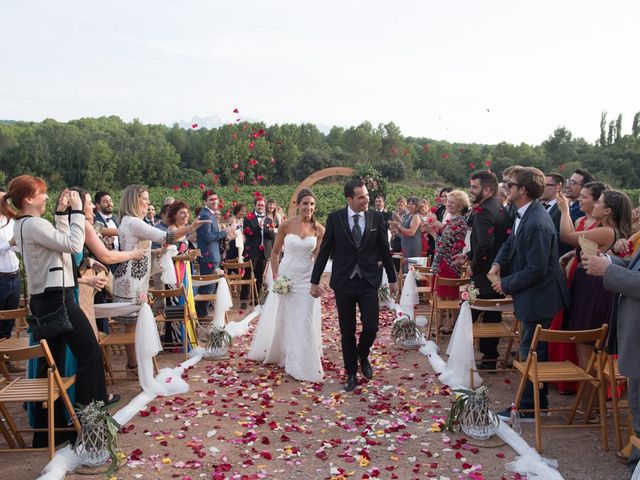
[
  {"xmin": 248, "ymin": 189, "xmax": 325, "ymax": 382},
  {"xmin": 112, "ymin": 185, "xmax": 209, "ymax": 371}
]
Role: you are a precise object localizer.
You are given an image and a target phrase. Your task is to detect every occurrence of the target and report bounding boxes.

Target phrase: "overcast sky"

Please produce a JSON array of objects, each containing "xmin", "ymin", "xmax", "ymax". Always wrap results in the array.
[{"xmin": 2, "ymin": 0, "xmax": 638, "ymax": 145}]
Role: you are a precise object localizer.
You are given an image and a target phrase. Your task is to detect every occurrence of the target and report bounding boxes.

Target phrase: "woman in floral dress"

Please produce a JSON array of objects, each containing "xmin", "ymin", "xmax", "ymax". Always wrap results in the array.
[{"xmin": 431, "ymin": 190, "xmax": 470, "ymax": 300}]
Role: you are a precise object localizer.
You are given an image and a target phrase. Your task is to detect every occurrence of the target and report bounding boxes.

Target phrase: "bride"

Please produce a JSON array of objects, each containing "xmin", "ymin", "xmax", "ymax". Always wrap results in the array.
[{"xmin": 247, "ymin": 188, "xmax": 325, "ymax": 382}]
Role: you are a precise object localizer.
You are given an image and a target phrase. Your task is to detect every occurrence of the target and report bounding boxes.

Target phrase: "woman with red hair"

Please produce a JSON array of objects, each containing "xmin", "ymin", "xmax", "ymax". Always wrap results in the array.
[{"xmin": 0, "ymin": 175, "xmax": 115, "ymax": 447}]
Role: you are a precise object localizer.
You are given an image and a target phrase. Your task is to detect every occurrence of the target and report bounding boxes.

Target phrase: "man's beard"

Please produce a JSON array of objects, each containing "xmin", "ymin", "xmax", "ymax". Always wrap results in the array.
[{"xmin": 472, "ymin": 191, "xmax": 487, "ymax": 205}]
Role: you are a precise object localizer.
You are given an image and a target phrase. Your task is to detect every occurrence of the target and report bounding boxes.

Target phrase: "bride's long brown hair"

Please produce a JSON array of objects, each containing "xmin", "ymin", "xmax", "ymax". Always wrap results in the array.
[{"xmin": 296, "ymin": 188, "xmax": 317, "ymax": 234}]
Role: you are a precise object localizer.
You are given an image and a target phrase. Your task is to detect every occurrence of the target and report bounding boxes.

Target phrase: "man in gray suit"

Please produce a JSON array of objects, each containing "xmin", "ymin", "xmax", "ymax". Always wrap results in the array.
[{"xmin": 584, "ymin": 251, "xmax": 640, "ymax": 476}]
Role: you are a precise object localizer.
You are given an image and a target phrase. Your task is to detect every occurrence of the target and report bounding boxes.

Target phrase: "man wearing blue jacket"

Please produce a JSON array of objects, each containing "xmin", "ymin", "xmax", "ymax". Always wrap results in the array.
[
  {"xmin": 488, "ymin": 167, "xmax": 570, "ymax": 422},
  {"xmin": 196, "ymin": 190, "xmax": 235, "ymax": 320}
]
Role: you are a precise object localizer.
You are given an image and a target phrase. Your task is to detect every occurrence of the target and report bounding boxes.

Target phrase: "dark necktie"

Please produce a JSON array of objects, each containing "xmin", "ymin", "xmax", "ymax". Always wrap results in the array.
[{"xmin": 352, "ymin": 213, "xmax": 362, "ymax": 244}]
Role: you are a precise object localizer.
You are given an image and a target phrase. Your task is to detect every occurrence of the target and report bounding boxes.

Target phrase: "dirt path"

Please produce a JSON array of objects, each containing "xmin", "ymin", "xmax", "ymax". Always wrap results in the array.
[{"xmin": 6, "ymin": 279, "xmax": 628, "ymax": 479}]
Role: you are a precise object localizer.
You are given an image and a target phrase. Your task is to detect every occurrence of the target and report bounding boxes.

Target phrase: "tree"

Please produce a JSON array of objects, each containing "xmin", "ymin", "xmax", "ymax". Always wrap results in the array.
[
  {"xmin": 616, "ymin": 114, "xmax": 623, "ymax": 144},
  {"xmin": 600, "ymin": 111, "xmax": 607, "ymax": 146},
  {"xmin": 633, "ymin": 112, "xmax": 640, "ymax": 138},
  {"xmin": 294, "ymin": 149, "xmax": 336, "ymax": 181},
  {"xmin": 84, "ymin": 140, "xmax": 117, "ymax": 191}
]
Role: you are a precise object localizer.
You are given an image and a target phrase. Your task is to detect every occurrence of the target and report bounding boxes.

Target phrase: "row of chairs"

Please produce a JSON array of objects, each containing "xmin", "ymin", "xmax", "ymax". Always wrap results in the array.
[{"xmin": 400, "ymin": 260, "xmax": 629, "ymax": 454}]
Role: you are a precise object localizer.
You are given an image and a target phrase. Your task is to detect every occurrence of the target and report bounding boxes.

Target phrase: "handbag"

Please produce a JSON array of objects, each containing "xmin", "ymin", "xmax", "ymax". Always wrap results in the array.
[{"xmin": 20, "ymin": 218, "xmax": 74, "ymax": 341}]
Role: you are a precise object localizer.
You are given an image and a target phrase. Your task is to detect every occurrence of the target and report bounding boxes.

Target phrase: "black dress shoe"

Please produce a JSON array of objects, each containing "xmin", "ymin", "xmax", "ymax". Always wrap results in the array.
[
  {"xmin": 360, "ymin": 358, "xmax": 373, "ymax": 380},
  {"xmin": 343, "ymin": 374, "xmax": 358, "ymax": 392},
  {"xmin": 475, "ymin": 361, "xmax": 497, "ymax": 374}
]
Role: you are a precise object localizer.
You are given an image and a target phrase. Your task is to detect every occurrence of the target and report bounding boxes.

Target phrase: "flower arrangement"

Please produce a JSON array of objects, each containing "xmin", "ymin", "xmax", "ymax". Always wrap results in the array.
[
  {"xmin": 409, "ymin": 265, "xmax": 424, "ymax": 281},
  {"xmin": 73, "ymin": 400, "xmax": 122, "ymax": 473},
  {"xmin": 134, "ymin": 290, "xmax": 148, "ymax": 305},
  {"xmin": 391, "ymin": 313, "xmax": 422, "ymax": 348},
  {"xmin": 353, "ymin": 163, "xmax": 387, "ymax": 206},
  {"xmin": 445, "ymin": 386, "xmax": 499, "ymax": 440},
  {"xmin": 205, "ymin": 325, "xmax": 232, "ymax": 349},
  {"xmin": 378, "ymin": 284, "xmax": 392, "ymax": 305},
  {"xmin": 272, "ymin": 275, "xmax": 292, "ymax": 294},
  {"xmin": 460, "ymin": 282, "xmax": 480, "ymax": 304}
]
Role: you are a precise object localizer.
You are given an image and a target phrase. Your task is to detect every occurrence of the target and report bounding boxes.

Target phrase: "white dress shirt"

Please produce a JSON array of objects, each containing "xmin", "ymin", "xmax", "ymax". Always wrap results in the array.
[
  {"xmin": 101, "ymin": 215, "xmax": 120, "ymax": 251},
  {"xmin": 513, "ymin": 201, "xmax": 533, "ymax": 236},
  {"xmin": 0, "ymin": 217, "xmax": 19, "ymax": 273}
]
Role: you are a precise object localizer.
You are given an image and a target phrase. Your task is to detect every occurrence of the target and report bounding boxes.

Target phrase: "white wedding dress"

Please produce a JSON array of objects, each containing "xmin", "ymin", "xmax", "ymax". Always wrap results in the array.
[{"xmin": 247, "ymin": 234, "xmax": 324, "ymax": 382}]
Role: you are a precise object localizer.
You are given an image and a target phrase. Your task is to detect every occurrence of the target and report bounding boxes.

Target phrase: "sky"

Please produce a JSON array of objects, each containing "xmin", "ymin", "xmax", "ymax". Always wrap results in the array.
[{"xmin": 1, "ymin": 0, "xmax": 638, "ymax": 145}]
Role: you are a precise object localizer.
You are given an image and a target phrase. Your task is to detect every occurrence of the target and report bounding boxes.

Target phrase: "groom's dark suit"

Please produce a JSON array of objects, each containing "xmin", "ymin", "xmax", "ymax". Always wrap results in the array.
[{"xmin": 311, "ymin": 207, "xmax": 396, "ymax": 376}]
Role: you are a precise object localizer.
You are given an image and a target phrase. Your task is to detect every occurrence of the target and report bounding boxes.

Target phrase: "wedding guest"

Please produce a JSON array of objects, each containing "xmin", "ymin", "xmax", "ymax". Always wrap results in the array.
[
  {"xmin": 196, "ymin": 191, "xmax": 235, "ymax": 319},
  {"xmin": 226, "ymin": 202, "xmax": 246, "ymax": 261},
  {"xmin": 583, "ymin": 245, "xmax": 640, "ymax": 476},
  {"xmin": 389, "ymin": 196, "xmax": 422, "ymax": 272},
  {"xmin": 541, "ymin": 172, "xmax": 569, "ymax": 256},
  {"xmin": 564, "ymin": 168, "xmax": 595, "ymax": 224},
  {"xmin": 374, "ymin": 195, "xmax": 393, "ymax": 228},
  {"xmin": 389, "ymin": 196, "xmax": 407, "ymax": 259},
  {"xmin": 167, "ymin": 201, "xmax": 195, "ymax": 253},
  {"xmin": 69, "ymin": 187, "xmax": 146, "ymax": 337},
  {"xmin": 265, "ymin": 198, "xmax": 281, "ymax": 232},
  {"xmin": 0, "ymin": 188, "xmax": 24, "ymax": 373},
  {"xmin": 431, "ymin": 190, "xmax": 470, "ymax": 299},
  {"xmin": 489, "ymin": 167, "xmax": 570, "ymax": 422},
  {"xmin": 558, "ymin": 188, "xmax": 632, "ymax": 372},
  {"xmin": 144, "ymin": 204, "xmax": 156, "ymax": 226},
  {"xmin": 94, "ymin": 191, "xmax": 119, "ymax": 252},
  {"xmin": 434, "ymin": 187, "xmax": 452, "ymax": 222},
  {"xmin": 112, "ymin": 185, "xmax": 208, "ymax": 370},
  {"xmin": 241, "ymin": 197, "xmax": 275, "ymax": 304},
  {"xmin": 1, "ymin": 175, "xmax": 115, "ymax": 447},
  {"xmin": 454, "ymin": 170, "xmax": 510, "ymax": 368}
]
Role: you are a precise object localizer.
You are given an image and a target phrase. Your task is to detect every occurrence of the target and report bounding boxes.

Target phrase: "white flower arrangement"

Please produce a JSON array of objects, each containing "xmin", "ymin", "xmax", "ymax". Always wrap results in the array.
[
  {"xmin": 460, "ymin": 282, "xmax": 480, "ymax": 304},
  {"xmin": 409, "ymin": 266, "xmax": 424, "ymax": 281},
  {"xmin": 272, "ymin": 275, "xmax": 292, "ymax": 294}
]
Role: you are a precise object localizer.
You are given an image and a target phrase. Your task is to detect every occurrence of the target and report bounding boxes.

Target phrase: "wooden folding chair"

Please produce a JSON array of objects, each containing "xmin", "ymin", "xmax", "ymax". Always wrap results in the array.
[
  {"xmin": 513, "ymin": 324, "xmax": 609, "ymax": 453},
  {"xmin": 427, "ymin": 276, "xmax": 470, "ymax": 344},
  {"xmin": 223, "ymin": 260, "xmax": 258, "ymax": 307},
  {"xmin": 469, "ymin": 298, "xmax": 520, "ymax": 386},
  {"xmin": 412, "ymin": 265, "xmax": 434, "ymax": 320},
  {"xmin": 148, "ymin": 286, "xmax": 192, "ymax": 359},
  {"xmin": 0, "ymin": 340, "xmax": 80, "ymax": 460},
  {"xmin": 601, "ymin": 354, "xmax": 628, "ymax": 452},
  {"xmin": 0, "ymin": 308, "xmax": 30, "ymax": 351},
  {"xmin": 192, "ymin": 273, "xmax": 227, "ymax": 325},
  {"xmin": 99, "ymin": 326, "xmax": 136, "ymax": 384}
]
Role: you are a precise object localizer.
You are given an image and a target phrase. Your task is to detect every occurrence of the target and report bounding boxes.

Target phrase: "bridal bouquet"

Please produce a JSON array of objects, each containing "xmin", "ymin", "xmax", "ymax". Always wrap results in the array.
[{"xmin": 272, "ymin": 275, "xmax": 292, "ymax": 294}]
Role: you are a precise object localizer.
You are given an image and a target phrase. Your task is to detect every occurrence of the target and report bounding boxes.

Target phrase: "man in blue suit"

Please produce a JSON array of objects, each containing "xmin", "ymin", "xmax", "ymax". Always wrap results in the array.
[
  {"xmin": 196, "ymin": 190, "xmax": 235, "ymax": 320},
  {"xmin": 488, "ymin": 167, "xmax": 570, "ymax": 421}
]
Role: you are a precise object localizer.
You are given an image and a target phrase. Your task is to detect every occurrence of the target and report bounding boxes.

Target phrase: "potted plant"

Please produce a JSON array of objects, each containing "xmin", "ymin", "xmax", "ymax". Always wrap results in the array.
[
  {"xmin": 73, "ymin": 400, "xmax": 122, "ymax": 473},
  {"xmin": 391, "ymin": 313, "xmax": 423, "ymax": 349},
  {"xmin": 445, "ymin": 386, "xmax": 499, "ymax": 440},
  {"xmin": 204, "ymin": 325, "xmax": 233, "ymax": 359}
]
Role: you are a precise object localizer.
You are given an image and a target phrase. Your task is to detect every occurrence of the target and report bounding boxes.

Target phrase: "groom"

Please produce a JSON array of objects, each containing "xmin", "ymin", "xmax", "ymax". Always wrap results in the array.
[{"xmin": 310, "ymin": 179, "xmax": 398, "ymax": 391}]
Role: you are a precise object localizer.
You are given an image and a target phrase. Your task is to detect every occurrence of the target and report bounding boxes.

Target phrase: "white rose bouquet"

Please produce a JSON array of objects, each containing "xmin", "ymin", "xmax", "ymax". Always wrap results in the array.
[{"xmin": 272, "ymin": 275, "xmax": 293, "ymax": 294}]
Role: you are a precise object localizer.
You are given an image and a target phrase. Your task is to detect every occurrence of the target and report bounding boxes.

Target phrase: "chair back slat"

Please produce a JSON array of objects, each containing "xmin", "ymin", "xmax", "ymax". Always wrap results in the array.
[
  {"xmin": 433, "ymin": 276, "xmax": 471, "ymax": 288},
  {"xmin": 192, "ymin": 273, "xmax": 222, "ymax": 282},
  {"xmin": 0, "ymin": 342, "xmax": 45, "ymax": 363},
  {"xmin": 148, "ymin": 287, "xmax": 185, "ymax": 300},
  {"xmin": 536, "ymin": 325, "xmax": 608, "ymax": 346},
  {"xmin": 472, "ymin": 298, "xmax": 513, "ymax": 308},
  {"xmin": 0, "ymin": 308, "xmax": 28, "ymax": 321}
]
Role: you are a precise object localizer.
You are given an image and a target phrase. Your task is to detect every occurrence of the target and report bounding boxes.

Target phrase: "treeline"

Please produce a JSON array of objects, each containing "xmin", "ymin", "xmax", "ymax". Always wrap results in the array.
[{"xmin": 1, "ymin": 112, "xmax": 640, "ymax": 190}]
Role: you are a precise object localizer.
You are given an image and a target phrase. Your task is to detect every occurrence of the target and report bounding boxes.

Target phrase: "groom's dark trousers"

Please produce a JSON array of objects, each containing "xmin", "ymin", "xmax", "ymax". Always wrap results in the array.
[
  {"xmin": 334, "ymin": 275, "xmax": 379, "ymax": 375},
  {"xmin": 311, "ymin": 207, "xmax": 396, "ymax": 376}
]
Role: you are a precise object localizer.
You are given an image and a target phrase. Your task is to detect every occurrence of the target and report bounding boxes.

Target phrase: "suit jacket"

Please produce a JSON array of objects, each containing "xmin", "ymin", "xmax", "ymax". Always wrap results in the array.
[
  {"xmin": 569, "ymin": 200, "xmax": 585, "ymax": 224},
  {"xmin": 197, "ymin": 207, "xmax": 227, "ymax": 266},
  {"xmin": 604, "ymin": 253, "xmax": 640, "ymax": 378},
  {"xmin": 467, "ymin": 196, "xmax": 510, "ymax": 294},
  {"xmin": 493, "ymin": 200, "xmax": 570, "ymax": 323},
  {"xmin": 94, "ymin": 211, "xmax": 118, "ymax": 229},
  {"xmin": 243, "ymin": 212, "xmax": 275, "ymax": 260},
  {"xmin": 546, "ymin": 203, "xmax": 571, "ymax": 257},
  {"xmin": 311, "ymin": 208, "xmax": 396, "ymax": 290}
]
